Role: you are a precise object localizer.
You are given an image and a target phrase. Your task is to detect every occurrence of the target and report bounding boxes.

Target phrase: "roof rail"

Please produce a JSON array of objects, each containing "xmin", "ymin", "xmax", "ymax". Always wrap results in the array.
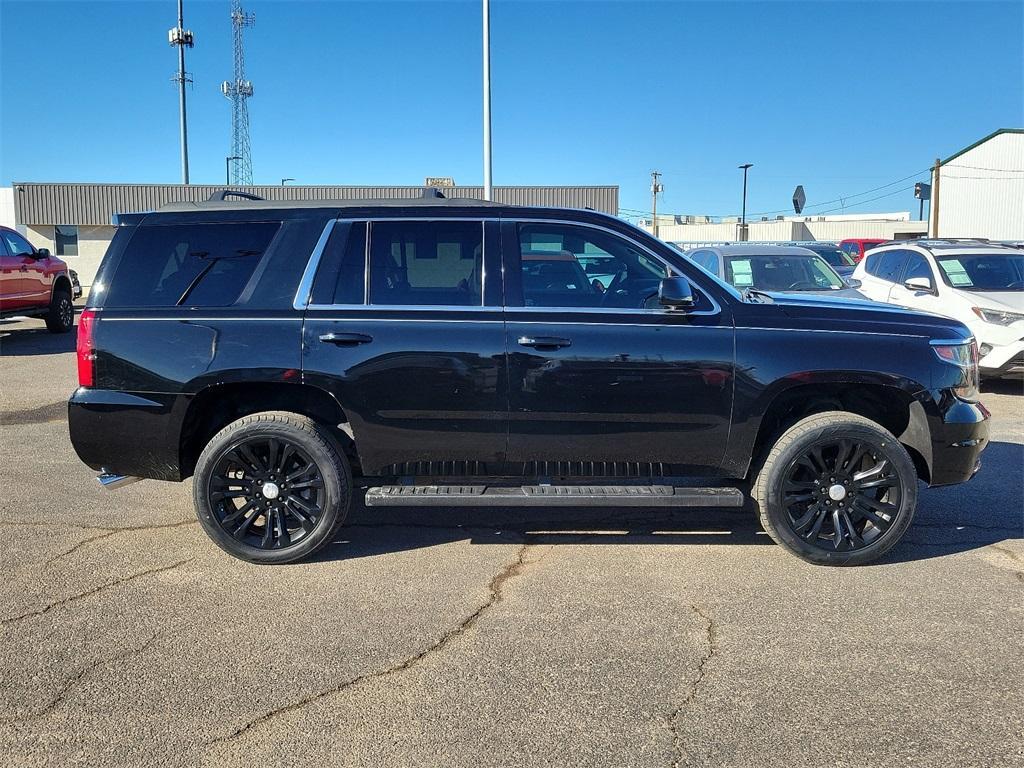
[
  {"xmin": 207, "ymin": 190, "xmax": 265, "ymax": 202},
  {"xmin": 421, "ymin": 187, "xmax": 446, "ymax": 199}
]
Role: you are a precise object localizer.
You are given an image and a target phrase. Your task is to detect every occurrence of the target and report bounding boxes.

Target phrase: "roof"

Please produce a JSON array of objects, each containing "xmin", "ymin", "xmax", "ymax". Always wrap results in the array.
[
  {"xmin": 873, "ymin": 238, "xmax": 1024, "ymax": 253},
  {"xmin": 699, "ymin": 244, "xmax": 821, "ymax": 257},
  {"xmin": 157, "ymin": 196, "xmax": 507, "ymax": 213},
  {"xmin": 941, "ymin": 128, "xmax": 1024, "ymax": 165}
]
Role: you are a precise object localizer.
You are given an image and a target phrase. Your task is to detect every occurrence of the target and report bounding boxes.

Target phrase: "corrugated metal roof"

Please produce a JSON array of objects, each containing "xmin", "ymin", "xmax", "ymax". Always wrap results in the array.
[{"xmin": 12, "ymin": 183, "xmax": 619, "ymax": 225}]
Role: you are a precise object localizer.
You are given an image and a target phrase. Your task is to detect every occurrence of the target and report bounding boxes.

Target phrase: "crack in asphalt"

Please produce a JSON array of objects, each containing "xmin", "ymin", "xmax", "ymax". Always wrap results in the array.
[
  {"xmin": 0, "ymin": 633, "xmax": 158, "ymax": 723},
  {"xmin": 44, "ymin": 520, "xmax": 196, "ymax": 566},
  {"xmin": 666, "ymin": 605, "xmax": 718, "ymax": 768},
  {"xmin": 0, "ymin": 559, "xmax": 193, "ymax": 627},
  {"xmin": 207, "ymin": 541, "xmax": 544, "ymax": 750}
]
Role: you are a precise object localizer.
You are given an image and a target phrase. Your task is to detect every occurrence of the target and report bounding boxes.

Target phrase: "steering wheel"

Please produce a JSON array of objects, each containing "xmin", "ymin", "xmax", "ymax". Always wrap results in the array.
[
  {"xmin": 787, "ymin": 281, "xmax": 820, "ymax": 291},
  {"xmin": 599, "ymin": 268, "xmax": 629, "ymax": 306}
]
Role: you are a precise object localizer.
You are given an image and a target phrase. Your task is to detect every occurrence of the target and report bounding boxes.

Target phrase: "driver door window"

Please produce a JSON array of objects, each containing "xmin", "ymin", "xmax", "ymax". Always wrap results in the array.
[{"xmin": 516, "ymin": 223, "xmax": 668, "ymax": 309}]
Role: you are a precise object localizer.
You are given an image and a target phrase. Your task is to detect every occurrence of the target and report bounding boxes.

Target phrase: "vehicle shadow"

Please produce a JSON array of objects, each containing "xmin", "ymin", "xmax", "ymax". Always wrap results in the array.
[
  {"xmin": 0, "ymin": 309, "xmax": 80, "ymax": 356},
  {"xmin": 982, "ymin": 377, "xmax": 1024, "ymax": 396},
  {"xmin": 313, "ymin": 441, "xmax": 1022, "ymax": 566}
]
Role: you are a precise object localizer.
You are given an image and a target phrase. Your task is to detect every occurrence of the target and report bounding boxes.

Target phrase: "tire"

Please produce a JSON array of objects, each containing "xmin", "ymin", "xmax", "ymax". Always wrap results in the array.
[
  {"xmin": 193, "ymin": 411, "xmax": 352, "ymax": 564},
  {"xmin": 751, "ymin": 411, "xmax": 918, "ymax": 566},
  {"xmin": 45, "ymin": 288, "xmax": 74, "ymax": 333}
]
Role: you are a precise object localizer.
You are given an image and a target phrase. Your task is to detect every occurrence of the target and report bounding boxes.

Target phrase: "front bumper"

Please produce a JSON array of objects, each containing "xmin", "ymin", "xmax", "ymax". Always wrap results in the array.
[{"xmin": 927, "ymin": 397, "xmax": 990, "ymax": 486}]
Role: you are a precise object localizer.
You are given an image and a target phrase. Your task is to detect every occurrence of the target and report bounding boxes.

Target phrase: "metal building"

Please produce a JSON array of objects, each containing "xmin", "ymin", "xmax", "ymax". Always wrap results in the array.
[
  {"xmin": 10, "ymin": 183, "xmax": 619, "ymax": 287},
  {"xmin": 932, "ymin": 128, "xmax": 1024, "ymax": 240}
]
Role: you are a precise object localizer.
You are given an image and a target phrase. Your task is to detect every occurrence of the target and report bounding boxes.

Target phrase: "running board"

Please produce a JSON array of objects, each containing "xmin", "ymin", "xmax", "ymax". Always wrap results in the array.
[{"xmin": 364, "ymin": 485, "xmax": 744, "ymax": 508}]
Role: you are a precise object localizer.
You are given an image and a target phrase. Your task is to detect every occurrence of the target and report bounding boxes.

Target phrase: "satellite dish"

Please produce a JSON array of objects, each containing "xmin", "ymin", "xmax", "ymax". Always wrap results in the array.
[{"xmin": 792, "ymin": 185, "xmax": 806, "ymax": 215}]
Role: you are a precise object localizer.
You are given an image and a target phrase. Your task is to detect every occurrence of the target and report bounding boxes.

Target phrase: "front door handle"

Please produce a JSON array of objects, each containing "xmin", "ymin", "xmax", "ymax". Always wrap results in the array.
[
  {"xmin": 318, "ymin": 332, "xmax": 373, "ymax": 346},
  {"xmin": 517, "ymin": 335, "xmax": 572, "ymax": 349}
]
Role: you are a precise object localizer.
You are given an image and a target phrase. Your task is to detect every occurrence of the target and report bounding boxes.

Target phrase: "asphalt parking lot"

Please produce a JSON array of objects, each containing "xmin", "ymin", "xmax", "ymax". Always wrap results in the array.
[{"xmin": 2, "ymin": 309, "xmax": 1022, "ymax": 768}]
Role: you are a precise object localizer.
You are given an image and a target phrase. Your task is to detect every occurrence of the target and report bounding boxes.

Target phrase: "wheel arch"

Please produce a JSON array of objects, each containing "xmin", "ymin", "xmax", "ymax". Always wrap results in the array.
[
  {"xmin": 52, "ymin": 274, "xmax": 73, "ymax": 297},
  {"xmin": 742, "ymin": 375, "xmax": 932, "ymax": 484},
  {"xmin": 178, "ymin": 381, "xmax": 362, "ymax": 479}
]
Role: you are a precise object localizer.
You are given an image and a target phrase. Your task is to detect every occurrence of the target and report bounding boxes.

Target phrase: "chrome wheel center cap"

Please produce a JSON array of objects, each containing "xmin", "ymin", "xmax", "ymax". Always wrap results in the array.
[
  {"xmin": 828, "ymin": 484, "xmax": 847, "ymax": 502},
  {"xmin": 261, "ymin": 481, "xmax": 280, "ymax": 500}
]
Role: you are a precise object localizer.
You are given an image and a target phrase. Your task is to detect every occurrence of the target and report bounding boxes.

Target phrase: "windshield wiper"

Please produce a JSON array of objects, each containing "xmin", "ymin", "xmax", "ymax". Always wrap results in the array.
[{"xmin": 741, "ymin": 288, "xmax": 775, "ymax": 303}]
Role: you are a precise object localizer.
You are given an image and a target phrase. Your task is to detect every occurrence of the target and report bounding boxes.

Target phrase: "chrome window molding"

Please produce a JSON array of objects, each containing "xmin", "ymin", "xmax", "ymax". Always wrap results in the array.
[{"xmin": 293, "ymin": 219, "xmax": 338, "ymax": 310}]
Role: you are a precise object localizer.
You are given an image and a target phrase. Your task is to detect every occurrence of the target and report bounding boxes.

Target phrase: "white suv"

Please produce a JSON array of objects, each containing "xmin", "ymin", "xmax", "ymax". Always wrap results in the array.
[{"xmin": 852, "ymin": 240, "xmax": 1024, "ymax": 377}]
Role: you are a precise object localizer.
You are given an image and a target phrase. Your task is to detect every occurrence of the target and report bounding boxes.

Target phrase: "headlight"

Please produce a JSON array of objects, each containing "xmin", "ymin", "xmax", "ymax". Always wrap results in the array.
[
  {"xmin": 931, "ymin": 339, "xmax": 980, "ymax": 402},
  {"xmin": 972, "ymin": 307, "xmax": 1024, "ymax": 326}
]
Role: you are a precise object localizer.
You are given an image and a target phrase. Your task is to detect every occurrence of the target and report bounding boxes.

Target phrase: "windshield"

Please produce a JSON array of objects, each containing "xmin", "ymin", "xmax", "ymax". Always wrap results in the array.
[
  {"xmin": 810, "ymin": 248, "xmax": 856, "ymax": 268},
  {"xmin": 724, "ymin": 254, "xmax": 845, "ymax": 291},
  {"xmin": 935, "ymin": 253, "xmax": 1024, "ymax": 292}
]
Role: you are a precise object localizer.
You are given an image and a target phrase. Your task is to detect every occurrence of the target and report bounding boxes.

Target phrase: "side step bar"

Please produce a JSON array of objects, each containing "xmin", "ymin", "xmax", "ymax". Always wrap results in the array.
[{"xmin": 365, "ymin": 485, "xmax": 744, "ymax": 508}]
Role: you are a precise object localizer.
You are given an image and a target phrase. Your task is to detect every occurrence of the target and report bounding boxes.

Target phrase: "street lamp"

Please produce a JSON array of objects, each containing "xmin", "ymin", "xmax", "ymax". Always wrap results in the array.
[
  {"xmin": 738, "ymin": 163, "xmax": 753, "ymax": 241},
  {"xmin": 281, "ymin": 178, "xmax": 295, "ymax": 186},
  {"xmin": 225, "ymin": 156, "xmax": 241, "ymax": 185}
]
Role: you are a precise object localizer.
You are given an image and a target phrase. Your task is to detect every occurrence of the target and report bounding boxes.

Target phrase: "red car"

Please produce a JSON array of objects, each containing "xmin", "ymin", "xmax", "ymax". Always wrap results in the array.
[
  {"xmin": 0, "ymin": 225, "xmax": 76, "ymax": 332},
  {"xmin": 839, "ymin": 238, "xmax": 887, "ymax": 263}
]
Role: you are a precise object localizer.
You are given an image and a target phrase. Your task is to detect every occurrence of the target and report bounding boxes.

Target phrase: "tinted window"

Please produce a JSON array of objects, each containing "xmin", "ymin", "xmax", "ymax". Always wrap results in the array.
[
  {"xmin": 2, "ymin": 230, "xmax": 34, "ymax": 257},
  {"xmin": 690, "ymin": 250, "xmax": 721, "ymax": 275},
  {"xmin": 813, "ymin": 248, "xmax": 855, "ymax": 267},
  {"xmin": 56, "ymin": 225, "xmax": 78, "ymax": 256},
  {"xmin": 865, "ymin": 249, "xmax": 907, "ymax": 282},
  {"xmin": 369, "ymin": 221, "xmax": 483, "ymax": 306},
  {"xmin": 310, "ymin": 221, "xmax": 367, "ymax": 305},
  {"xmin": 841, "ymin": 243, "xmax": 860, "ymax": 258},
  {"xmin": 902, "ymin": 252, "xmax": 933, "ymax": 283},
  {"xmin": 518, "ymin": 223, "xmax": 667, "ymax": 308},
  {"xmin": 105, "ymin": 222, "xmax": 279, "ymax": 307},
  {"xmin": 724, "ymin": 254, "xmax": 843, "ymax": 291}
]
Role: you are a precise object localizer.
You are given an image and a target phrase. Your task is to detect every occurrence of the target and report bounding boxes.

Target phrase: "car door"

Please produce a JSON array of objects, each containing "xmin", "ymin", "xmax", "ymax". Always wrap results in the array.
[
  {"xmin": 0, "ymin": 229, "xmax": 48, "ymax": 310},
  {"xmin": 300, "ymin": 217, "xmax": 508, "ymax": 476},
  {"xmin": 858, "ymin": 249, "xmax": 908, "ymax": 304},
  {"xmin": 502, "ymin": 219, "xmax": 734, "ymax": 476},
  {"xmin": 886, "ymin": 250, "xmax": 944, "ymax": 313}
]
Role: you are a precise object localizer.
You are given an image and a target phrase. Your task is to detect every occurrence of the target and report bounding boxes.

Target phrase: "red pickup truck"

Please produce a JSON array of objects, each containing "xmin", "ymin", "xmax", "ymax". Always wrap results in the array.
[{"xmin": 0, "ymin": 225, "xmax": 76, "ymax": 332}]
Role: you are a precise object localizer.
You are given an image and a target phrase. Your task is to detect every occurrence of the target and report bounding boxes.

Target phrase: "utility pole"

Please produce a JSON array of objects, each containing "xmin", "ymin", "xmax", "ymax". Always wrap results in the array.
[
  {"xmin": 482, "ymin": 0, "xmax": 493, "ymax": 201},
  {"xmin": 281, "ymin": 178, "xmax": 295, "ymax": 186},
  {"xmin": 931, "ymin": 157, "xmax": 941, "ymax": 237},
  {"xmin": 650, "ymin": 170, "xmax": 663, "ymax": 238},
  {"xmin": 168, "ymin": 0, "xmax": 194, "ymax": 184},
  {"xmin": 225, "ymin": 156, "xmax": 240, "ymax": 184},
  {"xmin": 738, "ymin": 163, "xmax": 753, "ymax": 242}
]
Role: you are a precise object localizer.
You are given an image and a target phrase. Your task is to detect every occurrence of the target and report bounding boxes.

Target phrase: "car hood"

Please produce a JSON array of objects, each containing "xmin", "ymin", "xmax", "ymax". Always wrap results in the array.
[
  {"xmin": 963, "ymin": 291, "xmax": 1024, "ymax": 312},
  {"xmin": 759, "ymin": 291, "xmax": 972, "ymax": 341}
]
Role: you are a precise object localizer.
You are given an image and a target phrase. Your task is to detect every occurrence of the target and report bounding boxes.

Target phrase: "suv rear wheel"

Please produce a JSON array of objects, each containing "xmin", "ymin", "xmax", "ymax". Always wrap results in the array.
[
  {"xmin": 45, "ymin": 287, "xmax": 74, "ymax": 333},
  {"xmin": 193, "ymin": 411, "xmax": 352, "ymax": 564},
  {"xmin": 752, "ymin": 411, "xmax": 917, "ymax": 566}
]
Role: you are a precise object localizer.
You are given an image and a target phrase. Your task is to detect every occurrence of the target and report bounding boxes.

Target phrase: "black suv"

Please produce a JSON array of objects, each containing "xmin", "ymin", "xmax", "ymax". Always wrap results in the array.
[{"xmin": 69, "ymin": 194, "xmax": 989, "ymax": 566}]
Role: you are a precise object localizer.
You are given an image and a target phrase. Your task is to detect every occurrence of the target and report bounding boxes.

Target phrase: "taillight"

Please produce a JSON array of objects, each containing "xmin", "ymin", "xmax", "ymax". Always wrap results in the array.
[
  {"xmin": 77, "ymin": 308, "xmax": 96, "ymax": 387},
  {"xmin": 931, "ymin": 338, "xmax": 979, "ymax": 402}
]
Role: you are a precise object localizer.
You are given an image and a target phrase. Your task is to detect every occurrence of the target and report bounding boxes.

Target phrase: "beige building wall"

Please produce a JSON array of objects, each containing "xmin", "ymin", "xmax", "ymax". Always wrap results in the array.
[{"xmin": 24, "ymin": 225, "xmax": 114, "ymax": 290}]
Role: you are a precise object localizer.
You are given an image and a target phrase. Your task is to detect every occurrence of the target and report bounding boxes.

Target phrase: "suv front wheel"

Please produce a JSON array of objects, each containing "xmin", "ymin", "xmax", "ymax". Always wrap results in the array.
[
  {"xmin": 752, "ymin": 411, "xmax": 918, "ymax": 566},
  {"xmin": 193, "ymin": 411, "xmax": 352, "ymax": 564}
]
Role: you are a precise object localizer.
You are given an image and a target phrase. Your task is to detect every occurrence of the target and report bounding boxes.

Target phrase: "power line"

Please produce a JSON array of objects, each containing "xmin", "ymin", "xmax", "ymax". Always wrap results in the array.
[{"xmin": 945, "ymin": 163, "xmax": 1024, "ymax": 172}]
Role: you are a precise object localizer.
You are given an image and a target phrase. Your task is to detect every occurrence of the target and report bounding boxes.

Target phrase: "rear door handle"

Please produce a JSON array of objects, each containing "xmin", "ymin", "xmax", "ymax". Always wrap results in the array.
[
  {"xmin": 517, "ymin": 335, "xmax": 572, "ymax": 349},
  {"xmin": 318, "ymin": 332, "xmax": 373, "ymax": 346}
]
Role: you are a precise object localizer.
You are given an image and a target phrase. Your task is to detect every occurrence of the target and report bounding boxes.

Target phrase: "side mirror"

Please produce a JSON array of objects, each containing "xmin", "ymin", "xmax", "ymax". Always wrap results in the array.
[
  {"xmin": 846, "ymin": 278, "xmax": 862, "ymax": 289},
  {"xmin": 659, "ymin": 275, "xmax": 696, "ymax": 309},
  {"xmin": 35, "ymin": 247, "xmax": 50, "ymax": 258},
  {"xmin": 904, "ymin": 276, "xmax": 935, "ymax": 294}
]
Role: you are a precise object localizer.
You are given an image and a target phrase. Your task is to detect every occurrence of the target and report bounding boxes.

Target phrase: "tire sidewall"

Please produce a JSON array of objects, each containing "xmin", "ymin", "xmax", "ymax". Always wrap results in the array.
[
  {"xmin": 194, "ymin": 418, "xmax": 350, "ymax": 564},
  {"xmin": 47, "ymin": 289, "xmax": 74, "ymax": 333},
  {"xmin": 759, "ymin": 420, "xmax": 918, "ymax": 566}
]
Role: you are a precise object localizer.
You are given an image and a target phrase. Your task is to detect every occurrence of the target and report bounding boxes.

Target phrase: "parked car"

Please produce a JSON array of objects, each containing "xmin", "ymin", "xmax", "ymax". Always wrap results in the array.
[
  {"xmin": 853, "ymin": 238, "xmax": 1024, "ymax": 376},
  {"xmin": 0, "ymin": 225, "xmax": 76, "ymax": 332},
  {"xmin": 788, "ymin": 241, "xmax": 858, "ymax": 278},
  {"xmin": 684, "ymin": 244, "xmax": 865, "ymax": 299},
  {"xmin": 69, "ymin": 193, "xmax": 988, "ymax": 567},
  {"xmin": 839, "ymin": 238, "xmax": 886, "ymax": 263},
  {"xmin": 69, "ymin": 268, "xmax": 83, "ymax": 299}
]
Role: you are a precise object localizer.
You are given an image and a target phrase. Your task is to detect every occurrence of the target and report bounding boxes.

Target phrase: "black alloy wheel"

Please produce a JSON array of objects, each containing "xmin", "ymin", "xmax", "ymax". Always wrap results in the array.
[
  {"xmin": 781, "ymin": 438, "xmax": 902, "ymax": 552},
  {"xmin": 209, "ymin": 437, "xmax": 326, "ymax": 550},
  {"xmin": 193, "ymin": 412, "xmax": 352, "ymax": 564},
  {"xmin": 46, "ymin": 290, "xmax": 74, "ymax": 333}
]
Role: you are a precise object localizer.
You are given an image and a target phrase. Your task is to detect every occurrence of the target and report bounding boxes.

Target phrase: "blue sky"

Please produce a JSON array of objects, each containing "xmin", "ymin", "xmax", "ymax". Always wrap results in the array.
[{"xmin": 1, "ymin": 0, "xmax": 1021, "ymax": 218}]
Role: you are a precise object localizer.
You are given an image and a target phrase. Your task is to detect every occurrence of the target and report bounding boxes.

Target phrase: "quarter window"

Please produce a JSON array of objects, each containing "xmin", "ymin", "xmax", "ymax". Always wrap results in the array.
[
  {"xmin": 104, "ymin": 222, "xmax": 279, "ymax": 307},
  {"xmin": 55, "ymin": 225, "xmax": 79, "ymax": 257},
  {"xmin": 517, "ymin": 223, "xmax": 668, "ymax": 309},
  {"xmin": 368, "ymin": 221, "xmax": 483, "ymax": 306},
  {"xmin": 865, "ymin": 250, "xmax": 907, "ymax": 283}
]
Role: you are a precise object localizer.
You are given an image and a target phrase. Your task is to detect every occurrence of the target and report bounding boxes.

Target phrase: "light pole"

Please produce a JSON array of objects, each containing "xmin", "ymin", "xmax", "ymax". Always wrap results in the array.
[
  {"xmin": 226, "ymin": 156, "xmax": 241, "ymax": 185},
  {"xmin": 738, "ymin": 163, "xmax": 753, "ymax": 241},
  {"xmin": 281, "ymin": 178, "xmax": 295, "ymax": 186},
  {"xmin": 482, "ymin": 0, "xmax": 493, "ymax": 201}
]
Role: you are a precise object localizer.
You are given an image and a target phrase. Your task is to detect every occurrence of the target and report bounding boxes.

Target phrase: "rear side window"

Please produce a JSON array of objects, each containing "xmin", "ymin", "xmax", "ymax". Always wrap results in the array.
[
  {"xmin": 368, "ymin": 221, "xmax": 483, "ymax": 306},
  {"xmin": 864, "ymin": 249, "xmax": 907, "ymax": 283},
  {"xmin": 105, "ymin": 222, "xmax": 279, "ymax": 307}
]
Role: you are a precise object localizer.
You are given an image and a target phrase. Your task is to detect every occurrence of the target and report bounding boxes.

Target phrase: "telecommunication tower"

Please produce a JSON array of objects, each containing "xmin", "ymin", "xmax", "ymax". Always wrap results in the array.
[
  {"xmin": 221, "ymin": 0, "xmax": 255, "ymax": 185},
  {"xmin": 168, "ymin": 0, "xmax": 194, "ymax": 184}
]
